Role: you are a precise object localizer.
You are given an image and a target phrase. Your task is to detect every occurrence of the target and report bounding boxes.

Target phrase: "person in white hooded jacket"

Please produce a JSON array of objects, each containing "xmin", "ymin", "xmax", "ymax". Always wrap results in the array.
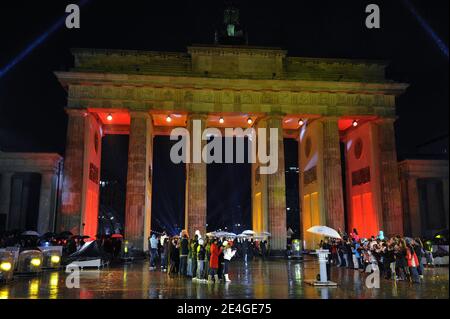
[{"xmin": 222, "ymin": 241, "xmax": 237, "ymax": 282}]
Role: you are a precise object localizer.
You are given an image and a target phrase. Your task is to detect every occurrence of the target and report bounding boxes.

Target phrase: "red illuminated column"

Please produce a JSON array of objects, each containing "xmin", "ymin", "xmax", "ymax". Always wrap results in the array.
[
  {"xmin": 185, "ymin": 114, "xmax": 207, "ymax": 237},
  {"xmin": 59, "ymin": 109, "xmax": 102, "ymax": 237},
  {"xmin": 320, "ymin": 117, "xmax": 345, "ymax": 231},
  {"xmin": 342, "ymin": 121, "xmax": 383, "ymax": 238},
  {"xmin": 125, "ymin": 112, "xmax": 153, "ymax": 251},
  {"xmin": 59, "ymin": 109, "xmax": 87, "ymax": 235},
  {"xmin": 377, "ymin": 118, "xmax": 403, "ymax": 236}
]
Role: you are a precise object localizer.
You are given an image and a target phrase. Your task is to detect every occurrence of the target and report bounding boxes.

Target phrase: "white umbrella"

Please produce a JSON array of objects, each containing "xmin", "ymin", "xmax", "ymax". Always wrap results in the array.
[
  {"xmin": 22, "ymin": 230, "xmax": 40, "ymax": 236},
  {"xmin": 237, "ymin": 233, "xmax": 249, "ymax": 238},
  {"xmin": 224, "ymin": 232, "xmax": 237, "ymax": 238},
  {"xmin": 242, "ymin": 230, "xmax": 256, "ymax": 235},
  {"xmin": 259, "ymin": 231, "xmax": 271, "ymax": 237},
  {"xmin": 206, "ymin": 232, "xmax": 217, "ymax": 237},
  {"xmin": 215, "ymin": 231, "xmax": 229, "ymax": 238},
  {"xmin": 307, "ymin": 226, "xmax": 341, "ymax": 239}
]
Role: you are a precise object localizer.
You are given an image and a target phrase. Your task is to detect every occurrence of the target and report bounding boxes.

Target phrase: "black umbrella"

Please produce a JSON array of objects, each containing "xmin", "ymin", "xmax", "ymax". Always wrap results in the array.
[
  {"xmin": 57, "ymin": 231, "xmax": 74, "ymax": 239},
  {"xmin": 71, "ymin": 235, "xmax": 91, "ymax": 240},
  {"xmin": 41, "ymin": 232, "xmax": 57, "ymax": 239}
]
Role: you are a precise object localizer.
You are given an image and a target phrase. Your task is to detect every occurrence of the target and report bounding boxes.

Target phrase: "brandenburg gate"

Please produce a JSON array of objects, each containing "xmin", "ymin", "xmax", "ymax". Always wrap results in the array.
[{"xmin": 55, "ymin": 45, "xmax": 408, "ymax": 252}]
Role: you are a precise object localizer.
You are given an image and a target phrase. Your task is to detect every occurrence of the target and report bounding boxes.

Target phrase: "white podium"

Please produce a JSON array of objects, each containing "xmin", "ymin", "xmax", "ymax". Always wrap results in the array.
[{"xmin": 305, "ymin": 249, "xmax": 337, "ymax": 287}]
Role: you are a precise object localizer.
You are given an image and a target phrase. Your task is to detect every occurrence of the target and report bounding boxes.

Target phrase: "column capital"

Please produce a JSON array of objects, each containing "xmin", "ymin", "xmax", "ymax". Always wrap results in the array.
[
  {"xmin": 374, "ymin": 116, "xmax": 398, "ymax": 125},
  {"xmin": 257, "ymin": 112, "xmax": 285, "ymax": 123},
  {"xmin": 129, "ymin": 111, "xmax": 151, "ymax": 119},
  {"xmin": 65, "ymin": 108, "xmax": 88, "ymax": 117},
  {"xmin": 187, "ymin": 113, "xmax": 208, "ymax": 121},
  {"xmin": 0, "ymin": 171, "xmax": 15, "ymax": 178},
  {"xmin": 265, "ymin": 112, "xmax": 286, "ymax": 120},
  {"xmin": 318, "ymin": 116, "xmax": 340, "ymax": 123},
  {"xmin": 40, "ymin": 170, "xmax": 57, "ymax": 178},
  {"xmin": 257, "ymin": 113, "xmax": 284, "ymax": 129}
]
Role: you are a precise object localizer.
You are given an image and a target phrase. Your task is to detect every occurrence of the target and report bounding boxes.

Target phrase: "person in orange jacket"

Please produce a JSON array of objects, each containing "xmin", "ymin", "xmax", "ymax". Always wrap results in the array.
[
  {"xmin": 406, "ymin": 244, "xmax": 421, "ymax": 284},
  {"xmin": 208, "ymin": 238, "xmax": 222, "ymax": 283}
]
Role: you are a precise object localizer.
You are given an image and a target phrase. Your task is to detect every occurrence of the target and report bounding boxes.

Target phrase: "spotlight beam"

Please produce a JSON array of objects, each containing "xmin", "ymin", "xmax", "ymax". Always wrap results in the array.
[
  {"xmin": 402, "ymin": 0, "xmax": 449, "ymax": 59},
  {"xmin": 0, "ymin": 0, "xmax": 92, "ymax": 79}
]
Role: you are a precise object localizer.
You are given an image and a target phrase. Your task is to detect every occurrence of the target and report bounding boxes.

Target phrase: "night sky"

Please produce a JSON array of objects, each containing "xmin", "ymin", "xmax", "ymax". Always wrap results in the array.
[{"xmin": 0, "ymin": 0, "xmax": 448, "ymax": 234}]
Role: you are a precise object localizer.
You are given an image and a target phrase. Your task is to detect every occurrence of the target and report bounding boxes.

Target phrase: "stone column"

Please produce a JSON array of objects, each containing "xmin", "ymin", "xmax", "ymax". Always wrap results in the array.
[
  {"xmin": 125, "ymin": 112, "xmax": 153, "ymax": 251},
  {"xmin": 59, "ymin": 109, "xmax": 87, "ymax": 234},
  {"xmin": 320, "ymin": 117, "xmax": 345, "ymax": 231},
  {"xmin": 38, "ymin": 172, "xmax": 57, "ymax": 234},
  {"xmin": 296, "ymin": 135, "xmax": 304, "ymax": 243},
  {"xmin": 406, "ymin": 177, "xmax": 421, "ymax": 237},
  {"xmin": 377, "ymin": 118, "xmax": 403, "ymax": 236},
  {"xmin": 0, "ymin": 172, "xmax": 14, "ymax": 229},
  {"xmin": 443, "ymin": 178, "xmax": 449, "ymax": 231},
  {"xmin": 185, "ymin": 114, "xmax": 207, "ymax": 237},
  {"xmin": 265, "ymin": 115, "xmax": 287, "ymax": 253},
  {"xmin": 252, "ymin": 118, "xmax": 268, "ymax": 234}
]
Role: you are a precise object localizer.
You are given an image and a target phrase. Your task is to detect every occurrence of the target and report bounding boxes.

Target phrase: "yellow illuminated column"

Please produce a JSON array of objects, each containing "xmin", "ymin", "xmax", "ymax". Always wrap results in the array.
[
  {"xmin": 265, "ymin": 115, "xmax": 287, "ymax": 253},
  {"xmin": 321, "ymin": 117, "xmax": 345, "ymax": 231},
  {"xmin": 298, "ymin": 118, "xmax": 344, "ymax": 249},
  {"xmin": 252, "ymin": 118, "xmax": 268, "ymax": 234}
]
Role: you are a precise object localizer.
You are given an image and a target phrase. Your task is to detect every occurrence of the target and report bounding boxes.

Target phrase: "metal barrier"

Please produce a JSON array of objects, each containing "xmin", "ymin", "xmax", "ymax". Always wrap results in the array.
[
  {"xmin": 39, "ymin": 246, "xmax": 63, "ymax": 269},
  {"xmin": 0, "ymin": 251, "xmax": 15, "ymax": 282},
  {"xmin": 16, "ymin": 250, "xmax": 43, "ymax": 274}
]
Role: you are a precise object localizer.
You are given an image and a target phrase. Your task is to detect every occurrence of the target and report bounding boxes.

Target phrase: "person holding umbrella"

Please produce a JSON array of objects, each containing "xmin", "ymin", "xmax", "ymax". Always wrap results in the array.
[{"xmin": 222, "ymin": 241, "xmax": 237, "ymax": 282}]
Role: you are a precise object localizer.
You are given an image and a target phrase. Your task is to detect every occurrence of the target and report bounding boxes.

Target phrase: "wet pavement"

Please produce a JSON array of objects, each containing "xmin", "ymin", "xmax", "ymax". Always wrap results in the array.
[{"xmin": 0, "ymin": 258, "xmax": 448, "ymax": 299}]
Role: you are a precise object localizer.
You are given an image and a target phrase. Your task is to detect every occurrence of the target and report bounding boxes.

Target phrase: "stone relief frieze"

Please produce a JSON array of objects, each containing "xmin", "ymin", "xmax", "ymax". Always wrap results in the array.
[{"xmin": 67, "ymin": 85, "xmax": 395, "ymax": 115}]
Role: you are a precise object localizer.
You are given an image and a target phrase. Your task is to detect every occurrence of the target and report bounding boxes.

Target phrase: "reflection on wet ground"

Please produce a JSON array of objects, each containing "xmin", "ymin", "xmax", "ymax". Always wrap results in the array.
[{"xmin": 1, "ymin": 258, "xmax": 448, "ymax": 299}]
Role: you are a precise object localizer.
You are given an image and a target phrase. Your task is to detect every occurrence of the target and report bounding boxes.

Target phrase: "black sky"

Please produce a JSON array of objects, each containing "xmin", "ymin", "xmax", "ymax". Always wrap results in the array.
[
  {"xmin": 0, "ymin": 0, "xmax": 448, "ymax": 155},
  {"xmin": 0, "ymin": 0, "xmax": 448, "ymax": 232}
]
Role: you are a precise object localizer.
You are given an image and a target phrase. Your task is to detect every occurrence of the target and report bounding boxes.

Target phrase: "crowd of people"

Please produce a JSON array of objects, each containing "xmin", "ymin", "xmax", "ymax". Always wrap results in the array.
[
  {"xmin": 2, "ymin": 227, "xmax": 444, "ymax": 287},
  {"xmin": 147, "ymin": 230, "xmax": 269, "ymax": 283},
  {"xmin": 320, "ymin": 229, "xmax": 435, "ymax": 284}
]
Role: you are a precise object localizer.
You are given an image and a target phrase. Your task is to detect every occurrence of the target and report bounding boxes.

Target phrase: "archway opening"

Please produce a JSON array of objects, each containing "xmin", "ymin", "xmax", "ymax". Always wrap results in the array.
[
  {"xmin": 99, "ymin": 134, "xmax": 129, "ymax": 236},
  {"xmin": 207, "ymin": 137, "xmax": 251, "ymax": 234},
  {"xmin": 151, "ymin": 136, "xmax": 186, "ymax": 236},
  {"xmin": 284, "ymin": 139, "xmax": 300, "ymax": 240}
]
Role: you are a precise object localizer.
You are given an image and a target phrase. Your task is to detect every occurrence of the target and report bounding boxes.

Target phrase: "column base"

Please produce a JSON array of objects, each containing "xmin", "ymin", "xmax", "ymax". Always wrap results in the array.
[
  {"xmin": 304, "ymin": 279, "xmax": 338, "ymax": 287},
  {"xmin": 268, "ymin": 249, "xmax": 287, "ymax": 258},
  {"xmin": 121, "ymin": 248, "xmax": 147, "ymax": 262}
]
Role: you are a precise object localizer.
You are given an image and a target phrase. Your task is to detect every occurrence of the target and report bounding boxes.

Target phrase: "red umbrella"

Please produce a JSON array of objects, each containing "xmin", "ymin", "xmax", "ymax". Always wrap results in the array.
[{"xmin": 111, "ymin": 234, "xmax": 123, "ymax": 239}]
